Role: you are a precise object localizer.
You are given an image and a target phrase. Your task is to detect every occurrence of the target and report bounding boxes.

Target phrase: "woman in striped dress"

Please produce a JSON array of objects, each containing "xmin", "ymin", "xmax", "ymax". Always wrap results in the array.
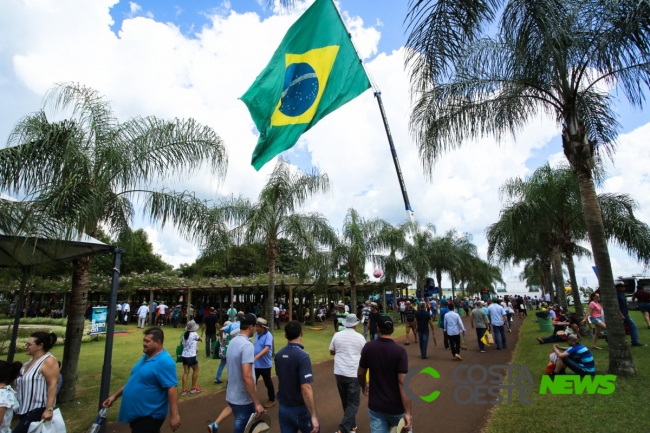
[{"xmin": 12, "ymin": 332, "xmax": 59, "ymax": 433}]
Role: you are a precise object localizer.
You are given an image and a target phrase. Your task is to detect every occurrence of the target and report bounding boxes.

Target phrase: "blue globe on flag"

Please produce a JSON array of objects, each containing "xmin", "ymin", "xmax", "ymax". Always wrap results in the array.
[{"xmin": 279, "ymin": 62, "xmax": 319, "ymax": 117}]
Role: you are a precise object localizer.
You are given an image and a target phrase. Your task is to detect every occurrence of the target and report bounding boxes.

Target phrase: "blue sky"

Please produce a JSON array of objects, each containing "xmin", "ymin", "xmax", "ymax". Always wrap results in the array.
[
  {"xmin": 108, "ymin": 1, "xmax": 410, "ymax": 55},
  {"xmin": 1, "ymin": 0, "xmax": 649, "ymax": 291}
]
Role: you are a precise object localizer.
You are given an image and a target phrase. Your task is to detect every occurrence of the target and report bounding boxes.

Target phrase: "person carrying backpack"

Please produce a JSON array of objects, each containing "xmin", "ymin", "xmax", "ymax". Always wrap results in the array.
[
  {"xmin": 404, "ymin": 302, "xmax": 418, "ymax": 345},
  {"xmin": 214, "ymin": 321, "xmax": 233, "ymax": 384}
]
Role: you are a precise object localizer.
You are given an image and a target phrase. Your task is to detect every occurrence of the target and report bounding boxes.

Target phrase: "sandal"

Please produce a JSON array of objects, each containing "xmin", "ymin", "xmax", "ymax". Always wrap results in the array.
[
  {"xmin": 592, "ymin": 346, "xmax": 602, "ymax": 350},
  {"xmin": 208, "ymin": 422, "xmax": 218, "ymax": 433},
  {"xmin": 404, "ymin": 342, "xmax": 410, "ymax": 345}
]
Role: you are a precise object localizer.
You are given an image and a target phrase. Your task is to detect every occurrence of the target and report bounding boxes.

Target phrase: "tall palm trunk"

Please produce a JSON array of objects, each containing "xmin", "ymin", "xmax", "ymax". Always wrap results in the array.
[
  {"xmin": 543, "ymin": 262, "xmax": 554, "ymax": 301},
  {"xmin": 267, "ymin": 238, "xmax": 279, "ymax": 328},
  {"xmin": 58, "ymin": 256, "xmax": 91, "ymax": 402},
  {"xmin": 551, "ymin": 247, "xmax": 567, "ymax": 308},
  {"xmin": 436, "ymin": 269, "xmax": 443, "ymax": 296},
  {"xmin": 348, "ymin": 270, "xmax": 357, "ymax": 317},
  {"xmin": 575, "ymin": 167, "xmax": 636, "ymax": 376},
  {"xmin": 451, "ymin": 276, "xmax": 456, "ymax": 300},
  {"xmin": 565, "ymin": 253, "xmax": 589, "ymax": 336}
]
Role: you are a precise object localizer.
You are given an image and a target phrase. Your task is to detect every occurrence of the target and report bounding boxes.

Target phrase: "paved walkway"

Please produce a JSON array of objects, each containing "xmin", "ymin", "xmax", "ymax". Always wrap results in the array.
[{"xmin": 107, "ymin": 315, "xmax": 522, "ymax": 433}]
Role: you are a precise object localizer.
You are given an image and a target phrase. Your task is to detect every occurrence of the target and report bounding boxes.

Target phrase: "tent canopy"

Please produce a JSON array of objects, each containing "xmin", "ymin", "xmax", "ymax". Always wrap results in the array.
[{"xmin": 0, "ymin": 230, "xmax": 115, "ymax": 268}]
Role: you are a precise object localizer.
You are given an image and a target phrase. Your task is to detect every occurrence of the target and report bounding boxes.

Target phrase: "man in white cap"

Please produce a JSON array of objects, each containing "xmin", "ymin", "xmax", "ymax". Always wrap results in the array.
[
  {"xmin": 136, "ymin": 302, "xmax": 149, "ymax": 329},
  {"xmin": 254, "ymin": 318, "xmax": 276, "ymax": 408},
  {"xmin": 329, "ymin": 314, "xmax": 366, "ymax": 433}
]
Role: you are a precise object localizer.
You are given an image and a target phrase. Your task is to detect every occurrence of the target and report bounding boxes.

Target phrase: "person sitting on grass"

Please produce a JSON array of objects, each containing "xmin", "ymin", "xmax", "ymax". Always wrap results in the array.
[
  {"xmin": 550, "ymin": 333, "xmax": 595, "ymax": 378},
  {"xmin": 536, "ymin": 311, "xmax": 580, "ymax": 344}
]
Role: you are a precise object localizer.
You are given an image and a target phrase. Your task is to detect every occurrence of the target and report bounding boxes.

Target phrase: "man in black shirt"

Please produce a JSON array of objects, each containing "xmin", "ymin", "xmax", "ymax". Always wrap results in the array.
[
  {"xmin": 201, "ymin": 307, "xmax": 220, "ymax": 358},
  {"xmin": 275, "ymin": 321, "xmax": 319, "ymax": 433},
  {"xmin": 358, "ymin": 315, "xmax": 411, "ymax": 432},
  {"xmin": 368, "ymin": 302, "xmax": 381, "ymax": 341},
  {"xmin": 414, "ymin": 303, "xmax": 436, "ymax": 359},
  {"xmin": 404, "ymin": 302, "xmax": 417, "ymax": 345}
]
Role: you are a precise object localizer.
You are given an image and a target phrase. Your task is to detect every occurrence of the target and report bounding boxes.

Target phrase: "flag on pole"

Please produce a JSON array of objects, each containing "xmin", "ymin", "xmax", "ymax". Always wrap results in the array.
[{"xmin": 241, "ymin": 0, "xmax": 371, "ymax": 170}]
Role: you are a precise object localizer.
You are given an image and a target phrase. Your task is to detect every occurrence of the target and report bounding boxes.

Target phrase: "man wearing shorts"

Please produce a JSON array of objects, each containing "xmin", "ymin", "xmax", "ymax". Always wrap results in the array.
[{"xmin": 403, "ymin": 302, "xmax": 417, "ymax": 345}]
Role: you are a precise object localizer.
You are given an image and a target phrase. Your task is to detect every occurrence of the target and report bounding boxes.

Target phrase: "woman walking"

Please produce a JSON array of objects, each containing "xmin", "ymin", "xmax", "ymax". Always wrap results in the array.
[
  {"xmin": 12, "ymin": 332, "xmax": 59, "ymax": 433},
  {"xmin": 582, "ymin": 292, "xmax": 606, "ymax": 350},
  {"xmin": 181, "ymin": 320, "xmax": 202, "ymax": 395}
]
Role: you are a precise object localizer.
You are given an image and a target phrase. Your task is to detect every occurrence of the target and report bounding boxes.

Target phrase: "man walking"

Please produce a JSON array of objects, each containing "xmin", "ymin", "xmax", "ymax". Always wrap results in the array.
[
  {"xmin": 275, "ymin": 321, "xmax": 320, "ymax": 433},
  {"xmin": 102, "ymin": 327, "xmax": 181, "ymax": 432},
  {"xmin": 273, "ymin": 303, "xmax": 281, "ymax": 330},
  {"xmin": 123, "ymin": 301, "xmax": 131, "ymax": 325},
  {"xmin": 254, "ymin": 318, "xmax": 276, "ymax": 408},
  {"xmin": 487, "ymin": 299, "xmax": 509, "ymax": 350},
  {"xmin": 361, "ymin": 301, "xmax": 371, "ymax": 340},
  {"xmin": 470, "ymin": 300, "xmax": 490, "ymax": 353},
  {"xmin": 334, "ymin": 302, "xmax": 349, "ymax": 332},
  {"xmin": 404, "ymin": 301, "xmax": 417, "ymax": 345},
  {"xmin": 414, "ymin": 303, "xmax": 436, "ymax": 359},
  {"xmin": 439, "ymin": 302, "xmax": 450, "ymax": 350},
  {"xmin": 226, "ymin": 313, "xmax": 265, "ymax": 433},
  {"xmin": 201, "ymin": 307, "xmax": 219, "ymax": 357},
  {"xmin": 443, "ymin": 303, "xmax": 465, "ymax": 361},
  {"xmin": 357, "ymin": 316, "xmax": 411, "ymax": 433},
  {"xmin": 329, "ymin": 314, "xmax": 366, "ymax": 433},
  {"xmin": 136, "ymin": 302, "xmax": 149, "ymax": 329},
  {"xmin": 616, "ymin": 282, "xmax": 646, "ymax": 347},
  {"xmin": 367, "ymin": 302, "xmax": 381, "ymax": 341}
]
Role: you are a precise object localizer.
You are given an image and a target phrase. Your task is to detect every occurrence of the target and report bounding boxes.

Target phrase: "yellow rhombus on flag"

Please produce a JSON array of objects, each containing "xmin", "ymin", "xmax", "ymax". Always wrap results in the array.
[{"xmin": 241, "ymin": 0, "xmax": 370, "ymax": 171}]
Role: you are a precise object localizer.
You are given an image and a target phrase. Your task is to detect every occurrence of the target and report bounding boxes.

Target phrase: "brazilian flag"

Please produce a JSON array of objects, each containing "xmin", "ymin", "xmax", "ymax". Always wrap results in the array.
[{"xmin": 241, "ymin": 0, "xmax": 371, "ymax": 170}]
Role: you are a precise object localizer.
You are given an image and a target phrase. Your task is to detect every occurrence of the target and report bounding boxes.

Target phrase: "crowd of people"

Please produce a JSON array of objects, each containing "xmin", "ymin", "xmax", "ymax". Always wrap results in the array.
[{"xmin": 2, "ymin": 285, "xmax": 646, "ymax": 433}]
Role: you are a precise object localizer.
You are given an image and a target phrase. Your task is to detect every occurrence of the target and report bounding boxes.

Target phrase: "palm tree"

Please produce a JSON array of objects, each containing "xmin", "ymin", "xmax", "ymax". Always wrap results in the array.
[
  {"xmin": 372, "ymin": 221, "xmax": 414, "ymax": 319},
  {"xmin": 331, "ymin": 209, "xmax": 385, "ymax": 314},
  {"xmin": 209, "ymin": 158, "xmax": 331, "ymax": 321},
  {"xmin": 489, "ymin": 164, "xmax": 650, "ymax": 328},
  {"xmin": 402, "ymin": 222, "xmax": 436, "ymax": 300},
  {"xmin": 446, "ymin": 232, "xmax": 478, "ymax": 299},
  {"xmin": 406, "ymin": 0, "xmax": 650, "ymax": 376},
  {"xmin": 0, "ymin": 83, "xmax": 227, "ymax": 401}
]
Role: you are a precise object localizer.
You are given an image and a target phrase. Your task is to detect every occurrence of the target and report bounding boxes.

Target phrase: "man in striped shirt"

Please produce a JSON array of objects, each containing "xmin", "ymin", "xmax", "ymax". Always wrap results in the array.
[
  {"xmin": 551, "ymin": 333, "xmax": 595, "ymax": 377},
  {"xmin": 330, "ymin": 314, "xmax": 366, "ymax": 433}
]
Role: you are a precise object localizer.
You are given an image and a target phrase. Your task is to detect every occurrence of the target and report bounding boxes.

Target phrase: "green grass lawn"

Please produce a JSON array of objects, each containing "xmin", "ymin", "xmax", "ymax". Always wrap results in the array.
[
  {"xmin": 486, "ymin": 311, "xmax": 650, "ymax": 433},
  {"xmin": 6, "ymin": 320, "xmax": 382, "ymax": 433}
]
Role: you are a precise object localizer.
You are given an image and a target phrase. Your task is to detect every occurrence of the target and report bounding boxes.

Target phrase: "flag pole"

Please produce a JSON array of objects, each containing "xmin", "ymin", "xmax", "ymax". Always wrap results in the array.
[
  {"xmin": 374, "ymin": 91, "xmax": 413, "ymax": 222},
  {"xmin": 330, "ymin": 0, "xmax": 414, "ymax": 221}
]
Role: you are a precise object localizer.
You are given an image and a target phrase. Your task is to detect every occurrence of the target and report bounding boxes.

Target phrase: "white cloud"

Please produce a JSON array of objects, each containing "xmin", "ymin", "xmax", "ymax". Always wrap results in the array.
[{"xmin": 1, "ymin": 0, "xmax": 649, "ymax": 291}]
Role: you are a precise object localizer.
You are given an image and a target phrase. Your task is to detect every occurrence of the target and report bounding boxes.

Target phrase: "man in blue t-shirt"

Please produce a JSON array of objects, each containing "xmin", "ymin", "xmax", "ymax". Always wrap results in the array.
[
  {"xmin": 275, "ymin": 321, "xmax": 319, "ymax": 433},
  {"xmin": 103, "ymin": 327, "xmax": 181, "ymax": 433},
  {"xmin": 551, "ymin": 333, "xmax": 596, "ymax": 376},
  {"xmin": 254, "ymin": 318, "xmax": 276, "ymax": 408}
]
